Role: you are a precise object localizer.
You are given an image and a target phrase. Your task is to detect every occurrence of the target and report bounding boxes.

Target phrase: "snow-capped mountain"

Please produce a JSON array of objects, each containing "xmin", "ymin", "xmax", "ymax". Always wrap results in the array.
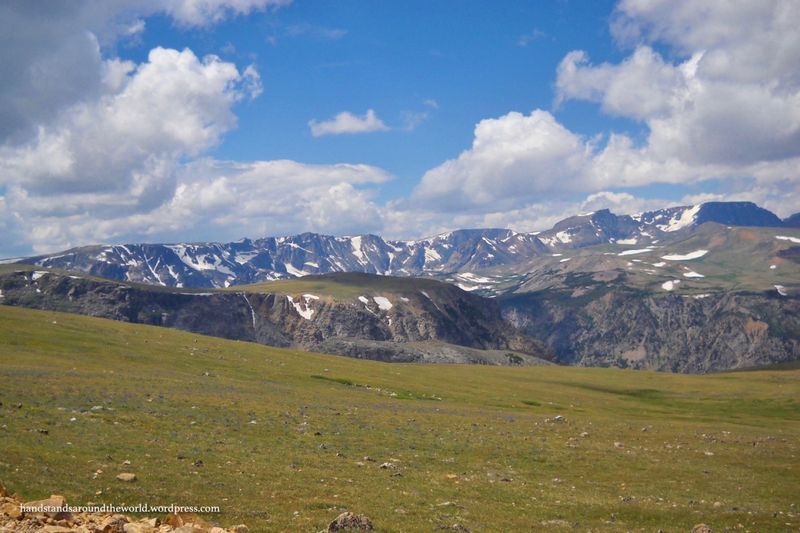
[
  {"xmin": 535, "ymin": 201, "xmax": 786, "ymax": 249},
  {"xmin": 17, "ymin": 201, "xmax": 791, "ymax": 288},
  {"xmin": 23, "ymin": 229, "xmax": 549, "ymax": 288}
]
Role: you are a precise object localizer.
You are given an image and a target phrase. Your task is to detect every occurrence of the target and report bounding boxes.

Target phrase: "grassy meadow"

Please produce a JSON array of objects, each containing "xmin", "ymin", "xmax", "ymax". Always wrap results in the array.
[{"xmin": 0, "ymin": 305, "xmax": 798, "ymax": 531}]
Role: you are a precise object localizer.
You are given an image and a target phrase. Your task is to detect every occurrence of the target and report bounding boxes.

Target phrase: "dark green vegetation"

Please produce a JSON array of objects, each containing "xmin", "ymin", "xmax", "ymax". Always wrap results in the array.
[{"xmin": 1, "ymin": 306, "xmax": 798, "ymax": 531}]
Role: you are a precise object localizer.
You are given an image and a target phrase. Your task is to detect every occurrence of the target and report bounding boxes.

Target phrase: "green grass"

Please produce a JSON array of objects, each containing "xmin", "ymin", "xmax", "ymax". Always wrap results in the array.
[{"xmin": 0, "ymin": 305, "xmax": 798, "ymax": 531}]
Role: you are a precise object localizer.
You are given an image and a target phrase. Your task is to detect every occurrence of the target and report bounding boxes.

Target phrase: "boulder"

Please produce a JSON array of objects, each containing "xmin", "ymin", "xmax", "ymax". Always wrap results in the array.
[
  {"xmin": 1, "ymin": 501, "xmax": 22, "ymax": 519},
  {"xmin": 328, "ymin": 511, "xmax": 374, "ymax": 531},
  {"xmin": 22, "ymin": 495, "xmax": 67, "ymax": 518}
]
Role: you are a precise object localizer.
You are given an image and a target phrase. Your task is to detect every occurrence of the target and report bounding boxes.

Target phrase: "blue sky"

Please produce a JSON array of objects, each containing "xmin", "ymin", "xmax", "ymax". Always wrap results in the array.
[
  {"xmin": 0, "ymin": 0, "xmax": 798, "ymax": 256},
  {"xmin": 138, "ymin": 0, "xmax": 629, "ymax": 199}
]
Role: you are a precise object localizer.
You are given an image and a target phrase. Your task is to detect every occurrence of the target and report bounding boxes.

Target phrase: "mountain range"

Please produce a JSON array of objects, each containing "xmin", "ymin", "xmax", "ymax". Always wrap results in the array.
[
  {"xmin": 3, "ymin": 200, "xmax": 799, "ymax": 373},
  {"xmin": 16, "ymin": 201, "xmax": 798, "ymax": 290}
]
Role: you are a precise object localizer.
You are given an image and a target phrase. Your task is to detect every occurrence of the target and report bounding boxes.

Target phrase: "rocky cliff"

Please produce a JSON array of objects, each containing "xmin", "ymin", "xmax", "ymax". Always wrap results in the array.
[
  {"xmin": 501, "ymin": 288, "xmax": 800, "ymax": 373},
  {"xmin": 0, "ymin": 269, "xmax": 550, "ymax": 365}
]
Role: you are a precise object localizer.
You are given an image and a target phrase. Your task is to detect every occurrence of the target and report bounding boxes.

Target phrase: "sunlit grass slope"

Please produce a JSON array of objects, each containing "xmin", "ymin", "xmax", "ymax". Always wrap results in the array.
[{"xmin": 0, "ymin": 305, "xmax": 798, "ymax": 531}]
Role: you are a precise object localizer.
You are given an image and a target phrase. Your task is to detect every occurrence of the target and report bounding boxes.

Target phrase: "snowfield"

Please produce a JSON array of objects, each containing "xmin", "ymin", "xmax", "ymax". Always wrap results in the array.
[{"xmin": 661, "ymin": 250, "xmax": 708, "ymax": 261}]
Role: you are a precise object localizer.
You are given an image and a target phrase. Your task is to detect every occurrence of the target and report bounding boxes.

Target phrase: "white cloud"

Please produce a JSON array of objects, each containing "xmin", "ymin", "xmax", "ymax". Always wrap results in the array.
[
  {"xmin": 559, "ymin": 0, "xmax": 800, "ymax": 169},
  {"xmin": 308, "ymin": 109, "xmax": 390, "ymax": 137},
  {"xmin": 412, "ymin": 110, "xmax": 593, "ymax": 211},
  {"xmin": 555, "ymin": 47, "xmax": 683, "ymax": 120},
  {"xmin": 517, "ymin": 28, "xmax": 546, "ymax": 47},
  {"xmin": 408, "ymin": 0, "xmax": 800, "ymax": 222},
  {"xmin": 4, "ymin": 159, "xmax": 390, "ymax": 254},
  {"xmin": 0, "ymin": 1, "xmax": 287, "ymax": 144},
  {"xmin": 401, "ymin": 111, "xmax": 430, "ymax": 132},
  {"xmin": 1, "ymin": 47, "xmax": 259, "ymax": 202},
  {"xmin": 162, "ymin": 0, "xmax": 292, "ymax": 27}
]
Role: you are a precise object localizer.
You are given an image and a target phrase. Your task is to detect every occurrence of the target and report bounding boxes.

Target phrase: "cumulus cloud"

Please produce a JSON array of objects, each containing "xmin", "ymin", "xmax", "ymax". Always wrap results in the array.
[
  {"xmin": 410, "ymin": 0, "xmax": 800, "ymax": 225},
  {"xmin": 412, "ymin": 110, "xmax": 593, "ymax": 211},
  {"xmin": 1, "ymin": 47, "xmax": 259, "ymax": 201},
  {"xmin": 4, "ymin": 159, "xmax": 390, "ymax": 254},
  {"xmin": 560, "ymin": 0, "xmax": 800, "ymax": 169},
  {"xmin": 309, "ymin": 109, "xmax": 390, "ymax": 137},
  {"xmin": 0, "ymin": 1, "xmax": 287, "ymax": 144}
]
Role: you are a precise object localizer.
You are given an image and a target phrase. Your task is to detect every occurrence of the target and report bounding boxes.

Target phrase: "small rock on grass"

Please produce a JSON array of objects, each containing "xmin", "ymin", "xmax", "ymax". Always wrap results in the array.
[
  {"xmin": 328, "ymin": 511, "xmax": 373, "ymax": 531},
  {"xmin": 116, "ymin": 473, "xmax": 137, "ymax": 482},
  {"xmin": 692, "ymin": 524, "xmax": 713, "ymax": 533}
]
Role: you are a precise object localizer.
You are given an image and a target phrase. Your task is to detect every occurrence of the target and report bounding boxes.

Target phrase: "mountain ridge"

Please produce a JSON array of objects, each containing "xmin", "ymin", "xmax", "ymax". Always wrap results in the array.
[{"xmin": 14, "ymin": 201, "xmax": 793, "ymax": 290}]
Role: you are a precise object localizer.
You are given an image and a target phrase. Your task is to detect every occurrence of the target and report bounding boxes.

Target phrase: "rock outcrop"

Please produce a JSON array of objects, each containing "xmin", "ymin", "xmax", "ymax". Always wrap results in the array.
[{"xmin": 501, "ymin": 288, "xmax": 800, "ymax": 373}]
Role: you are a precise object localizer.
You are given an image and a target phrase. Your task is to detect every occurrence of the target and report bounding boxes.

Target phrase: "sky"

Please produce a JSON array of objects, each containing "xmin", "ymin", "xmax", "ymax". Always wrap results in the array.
[{"xmin": 1, "ymin": 0, "xmax": 799, "ymax": 257}]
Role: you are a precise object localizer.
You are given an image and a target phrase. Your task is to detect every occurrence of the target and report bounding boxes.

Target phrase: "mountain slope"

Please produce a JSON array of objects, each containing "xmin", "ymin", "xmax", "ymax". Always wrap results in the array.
[
  {"xmin": 0, "ymin": 267, "xmax": 549, "ymax": 365},
  {"xmin": 496, "ymin": 224, "xmax": 800, "ymax": 372}
]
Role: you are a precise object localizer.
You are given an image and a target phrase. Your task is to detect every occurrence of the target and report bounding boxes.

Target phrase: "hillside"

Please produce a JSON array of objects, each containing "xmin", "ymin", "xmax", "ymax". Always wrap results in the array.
[
  {"xmin": 0, "ymin": 306, "xmax": 798, "ymax": 531},
  {"xmin": 0, "ymin": 268, "xmax": 550, "ymax": 365}
]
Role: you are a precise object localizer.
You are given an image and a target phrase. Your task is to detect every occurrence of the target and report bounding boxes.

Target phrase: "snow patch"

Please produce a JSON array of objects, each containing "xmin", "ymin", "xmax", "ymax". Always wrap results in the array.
[
  {"xmin": 652, "ymin": 262, "xmax": 666, "ymax": 267},
  {"xmin": 32, "ymin": 271, "xmax": 48, "ymax": 280},
  {"xmin": 775, "ymin": 285, "xmax": 788, "ymax": 296},
  {"xmin": 358, "ymin": 296, "xmax": 369, "ymax": 304},
  {"xmin": 658, "ymin": 204, "xmax": 702, "ymax": 232},
  {"xmin": 287, "ymin": 295, "xmax": 314, "ymax": 320},
  {"xmin": 683, "ymin": 270, "xmax": 705, "ymax": 278},
  {"xmin": 559, "ymin": 257, "xmax": 571, "ymax": 263},
  {"xmin": 616, "ymin": 238, "xmax": 638, "ymax": 245},
  {"xmin": 618, "ymin": 249, "xmax": 651, "ymax": 256},
  {"xmin": 776, "ymin": 235, "xmax": 800, "ymax": 244},
  {"xmin": 555, "ymin": 230, "xmax": 573, "ymax": 243},
  {"xmin": 400, "ymin": 297, "xmax": 409, "ymax": 302},
  {"xmin": 373, "ymin": 296, "xmax": 393, "ymax": 310},
  {"xmin": 457, "ymin": 272, "xmax": 494, "ymax": 283},
  {"xmin": 349, "ymin": 236, "xmax": 369, "ymax": 265},
  {"xmin": 284, "ymin": 263, "xmax": 309, "ymax": 277},
  {"xmin": 424, "ymin": 247, "xmax": 442, "ymax": 264},
  {"xmin": 661, "ymin": 249, "xmax": 708, "ymax": 261},
  {"xmin": 770, "ymin": 265, "xmax": 777, "ymax": 270},
  {"xmin": 661, "ymin": 280, "xmax": 681, "ymax": 291}
]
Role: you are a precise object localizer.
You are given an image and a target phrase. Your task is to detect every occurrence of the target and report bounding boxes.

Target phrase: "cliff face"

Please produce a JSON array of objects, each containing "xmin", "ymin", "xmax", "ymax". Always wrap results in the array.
[
  {"xmin": 501, "ymin": 289, "xmax": 800, "ymax": 373},
  {"xmin": 0, "ymin": 269, "xmax": 550, "ymax": 365}
]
